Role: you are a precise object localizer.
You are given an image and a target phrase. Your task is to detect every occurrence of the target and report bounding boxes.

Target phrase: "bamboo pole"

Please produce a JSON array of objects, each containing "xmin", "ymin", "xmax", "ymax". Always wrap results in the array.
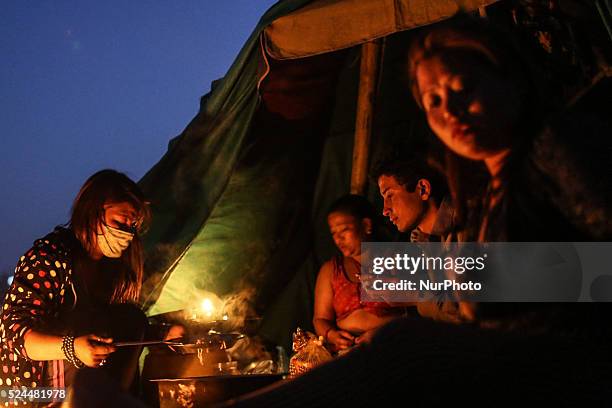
[{"xmin": 350, "ymin": 40, "xmax": 381, "ymax": 195}]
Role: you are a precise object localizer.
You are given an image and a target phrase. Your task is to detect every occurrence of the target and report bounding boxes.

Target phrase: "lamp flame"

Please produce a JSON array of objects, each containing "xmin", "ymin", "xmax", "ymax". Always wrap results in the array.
[{"xmin": 201, "ymin": 298, "xmax": 214, "ymax": 317}]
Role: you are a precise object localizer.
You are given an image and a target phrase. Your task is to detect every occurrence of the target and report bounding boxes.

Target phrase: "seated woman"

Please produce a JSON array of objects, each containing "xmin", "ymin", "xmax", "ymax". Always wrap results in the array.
[
  {"xmin": 313, "ymin": 194, "xmax": 404, "ymax": 351},
  {"xmin": 408, "ymin": 14, "xmax": 612, "ymax": 324},
  {"xmin": 0, "ymin": 169, "xmax": 153, "ymax": 397}
]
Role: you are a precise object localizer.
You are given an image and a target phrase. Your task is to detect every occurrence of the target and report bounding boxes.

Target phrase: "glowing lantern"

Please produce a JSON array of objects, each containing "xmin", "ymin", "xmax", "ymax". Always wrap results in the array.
[{"xmin": 201, "ymin": 298, "xmax": 214, "ymax": 318}]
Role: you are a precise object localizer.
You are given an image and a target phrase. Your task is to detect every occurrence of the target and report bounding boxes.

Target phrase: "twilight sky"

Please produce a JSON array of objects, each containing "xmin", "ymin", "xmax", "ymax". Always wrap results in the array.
[{"xmin": 0, "ymin": 1, "xmax": 278, "ymax": 279}]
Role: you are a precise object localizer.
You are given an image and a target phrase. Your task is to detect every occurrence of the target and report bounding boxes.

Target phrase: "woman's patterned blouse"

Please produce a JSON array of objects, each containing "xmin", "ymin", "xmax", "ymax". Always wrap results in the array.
[{"xmin": 0, "ymin": 228, "xmax": 75, "ymax": 402}]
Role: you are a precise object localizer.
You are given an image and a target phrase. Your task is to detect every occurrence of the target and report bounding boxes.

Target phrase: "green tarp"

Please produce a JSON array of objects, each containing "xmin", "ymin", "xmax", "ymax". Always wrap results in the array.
[{"xmin": 138, "ymin": 0, "xmax": 493, "ymax": 350}]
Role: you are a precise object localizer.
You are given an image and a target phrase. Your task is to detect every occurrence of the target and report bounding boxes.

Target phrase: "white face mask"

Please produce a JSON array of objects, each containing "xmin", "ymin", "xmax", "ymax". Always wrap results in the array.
[{"xmin": 97, "ymin": 224, "xmax": 134, "ymax": 258}]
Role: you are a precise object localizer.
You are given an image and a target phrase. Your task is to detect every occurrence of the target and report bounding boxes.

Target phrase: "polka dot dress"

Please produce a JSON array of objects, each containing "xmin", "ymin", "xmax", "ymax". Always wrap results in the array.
[{"xmin": 0, "ymin": 228, "xmax": 75, "ymax": 404}]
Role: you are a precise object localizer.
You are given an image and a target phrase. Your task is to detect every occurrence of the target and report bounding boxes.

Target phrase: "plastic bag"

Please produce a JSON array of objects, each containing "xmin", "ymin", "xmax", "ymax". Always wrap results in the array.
[{"xmin": 288, "ymin": 328, "xmax": 332, "ymax": 377}]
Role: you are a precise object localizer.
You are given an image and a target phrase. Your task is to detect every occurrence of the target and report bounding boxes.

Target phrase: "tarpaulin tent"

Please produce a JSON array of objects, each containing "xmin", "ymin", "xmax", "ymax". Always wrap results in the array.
[{"xmin": 138, "ymin": 0, "xmax": 608, "ymax": 350}]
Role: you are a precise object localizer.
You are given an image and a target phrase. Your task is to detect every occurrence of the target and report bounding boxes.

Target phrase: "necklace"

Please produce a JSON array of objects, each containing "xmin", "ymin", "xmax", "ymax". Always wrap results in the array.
[{"xmin": 343, "ymin": 257, "xmax": 361, "ymax": 282}]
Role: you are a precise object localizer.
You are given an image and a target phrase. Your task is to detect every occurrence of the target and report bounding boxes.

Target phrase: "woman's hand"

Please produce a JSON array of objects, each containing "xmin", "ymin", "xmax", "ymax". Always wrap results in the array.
[
  {"xmin": 354, "ymin": 329, "xmax": 376, "ymax": 345},
  {"xmin": 327, "ymin": 329, "xmax": 355, "ymax": 350},
  {"xmin": 74, "ymin": 335, "xmax": 116, "ymax": 368}
]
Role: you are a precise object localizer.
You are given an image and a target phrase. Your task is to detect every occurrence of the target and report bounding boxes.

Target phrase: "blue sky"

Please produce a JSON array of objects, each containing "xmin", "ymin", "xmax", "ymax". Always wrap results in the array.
[{"xmin": 0, "ymin": 1, "xmax": 278, "ymax": 278}]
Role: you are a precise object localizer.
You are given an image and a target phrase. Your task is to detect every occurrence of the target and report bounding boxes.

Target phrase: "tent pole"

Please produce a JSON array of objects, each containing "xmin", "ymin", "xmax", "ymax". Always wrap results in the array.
[{"xmin": 351, "ymin": 39, "xmax": 381, "ymax": 195}]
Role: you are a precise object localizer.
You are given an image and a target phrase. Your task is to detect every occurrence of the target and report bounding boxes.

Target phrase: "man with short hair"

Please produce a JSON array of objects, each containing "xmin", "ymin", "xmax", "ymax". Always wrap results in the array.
[
  {"xmin": 372, "ymin": 157, "xmax": 461, "ymax": 322},
  {"xmin": 372, "ymin": 158, "xmax": 455, "ymax": 243}
]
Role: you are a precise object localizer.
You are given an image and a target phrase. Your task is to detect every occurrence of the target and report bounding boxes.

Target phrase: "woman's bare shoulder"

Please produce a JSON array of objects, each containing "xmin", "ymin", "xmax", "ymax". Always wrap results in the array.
[{"xmin": 317, "ymin": 258, "xmax": 337, "ymax": 277}]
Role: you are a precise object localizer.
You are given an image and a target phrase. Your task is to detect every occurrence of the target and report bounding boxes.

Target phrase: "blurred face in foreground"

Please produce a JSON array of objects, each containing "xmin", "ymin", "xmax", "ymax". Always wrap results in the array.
[{"xmin": 415, "ymin": 54, "xmax": 522, "ymax": 161}]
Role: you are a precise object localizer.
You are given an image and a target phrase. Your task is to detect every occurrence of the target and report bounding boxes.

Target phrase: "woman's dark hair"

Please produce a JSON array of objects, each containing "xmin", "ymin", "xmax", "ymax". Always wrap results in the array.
[
  {"xmin": 408, "ymin": 13, "xmax": 541, "ymax": 114},
  {"xmin": 70, "ymin": 169, "xmax": 151, "ymax": 303},
  {"xmin": 327, "ymin": 194, "xmax": 376, "ymax": 222},
  {"xmin": 371, "ymin": 155, "xmax": 448, "ymax": 206}
]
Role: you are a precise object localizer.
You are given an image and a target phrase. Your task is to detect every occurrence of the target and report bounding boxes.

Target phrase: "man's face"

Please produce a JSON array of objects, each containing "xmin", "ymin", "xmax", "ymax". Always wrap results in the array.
[{"xmin": 378, "ymin": 175, "xmax": 425, "ymax": 233}]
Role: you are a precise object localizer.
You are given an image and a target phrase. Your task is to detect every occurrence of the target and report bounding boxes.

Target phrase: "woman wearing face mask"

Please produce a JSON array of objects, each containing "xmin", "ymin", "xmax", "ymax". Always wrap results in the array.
[{"xmin": 0, "ymin": 169, "xmax": 152, "ymax": 400}]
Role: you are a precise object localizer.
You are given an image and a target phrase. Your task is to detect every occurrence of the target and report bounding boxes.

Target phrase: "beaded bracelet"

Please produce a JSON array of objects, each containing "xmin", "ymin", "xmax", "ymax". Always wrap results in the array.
[{"xmin": 61, "ymin": 335, "xmax": 85, "ymax": 368}]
